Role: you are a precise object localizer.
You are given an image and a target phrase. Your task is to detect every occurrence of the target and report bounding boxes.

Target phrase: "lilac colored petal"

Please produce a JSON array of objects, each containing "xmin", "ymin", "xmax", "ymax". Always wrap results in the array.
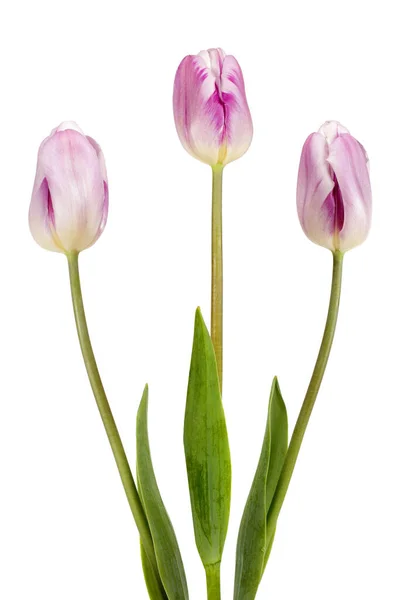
[
  {"xmin": 53, "ymin": 121, "xmax": 84, "ymax": 134},
  {"xmin": 89, "ymin": 181, "xmax": 109, "ymax": 247},
  {"xmin": 318, "ymin": 121, "xmax": 350, "ymax": 145},
  {"xmin": 29, "ymin": 177, "xmax": 61, "ymax": 252},
  {"xmin": 296, "ymin": 133, "xmax": 335, "ymax": 250},
  {"xmin": 219, "ymin": 55, "xmax": 253, "ymax": 165},
  {"xmin": 199, "ymin": 48, "xmax": 225, "ymax": 74},
  {"xmin": 328, "ymin": 134, "xmax": 372, "ymax": 251},
  {"xmin": 173, "ymin": 55, "xmax": 224, "ymax": 165},
  {"xmin": 87, "ymin": 135, "xmax": 108, "ymax": 182}
]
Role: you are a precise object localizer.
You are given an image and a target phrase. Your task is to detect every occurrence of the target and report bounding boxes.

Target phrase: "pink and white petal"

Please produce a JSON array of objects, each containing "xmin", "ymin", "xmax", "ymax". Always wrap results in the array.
[
  {"xmin": 87, "ymin": 135, "xmax": 108, "ymax": 182},
  {"xmin": 297, "ymin": 133, "xmax": 336, "ymax": 249},
  {"xmin": 39, "ymin": 130, "xmax": 106, "ymax": 251},
  {"xmin": 173, "ymin": 55, "xmax": 224, "ymax": 165},
  {"xmin": 86, "ymin": 181, "xmax": 109, "ymax": 249},
  {"xmin": 29, "ymin": 176, "xmax": 62, "ymax": 252},
  {"xmin": 328, "ymin": 134, "xmax": 372, "ymax": 251},
  {"xmin": 220, "ymin": 55, "xmax": 253, "ymax": 165},
  {"xmin": 52, "ymin": 121, "xmax": 85, "ymax": 135},
  {"xmin": 318, "ymin": 121, "xmax": 350, "ymax": 145},
  {"xmin": 203, "ymin": 48, "xmax": 226, "ymax": 75}
]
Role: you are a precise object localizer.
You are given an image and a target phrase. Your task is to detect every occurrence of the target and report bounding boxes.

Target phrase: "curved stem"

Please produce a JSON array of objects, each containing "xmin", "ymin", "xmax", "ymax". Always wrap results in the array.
[
  {"xmin": 67, "ymin": 251, "xmax": 164, "ymax": 596},
  {"xmin": 267, "ymin": 250, "xmax": 344, "ymax": 536},
  {"xmin": 205, "ymin": 563, "xmax": 221, "ymax": 600},
  {"xmin": 211, "ymin": 165, "xmax": 224, "ymax": 393}
]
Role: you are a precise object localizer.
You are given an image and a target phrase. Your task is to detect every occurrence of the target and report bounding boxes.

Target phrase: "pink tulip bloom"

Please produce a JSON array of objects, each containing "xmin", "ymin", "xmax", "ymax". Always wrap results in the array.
[
  {"xmin": 173, "ymin": 48, "xmax": 253, "ymax": 166},
  {"xmin": 29, "ymin": 122, "xmax": 108, "ymax": 253},
  {"xmin": 297, "ymin": 121, "xmax": 372, "ymax": 252}
]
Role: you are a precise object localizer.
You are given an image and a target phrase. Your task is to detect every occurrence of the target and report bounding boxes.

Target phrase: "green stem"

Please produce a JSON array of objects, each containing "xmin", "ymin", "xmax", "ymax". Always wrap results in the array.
[
  {"xmin": 205, "ymin": 563, "xmax": 221, "ymax": 600},
  {"xmin": 211, "ymin": 165, "xmax": 224, "ymax": 393},
  {"xmin": 267, "ymin": 250, "xmax": 344, "ymax": 537},
  {"xmin": 66, "ymin": 251, "xmax": 164, "ymax": 595}
]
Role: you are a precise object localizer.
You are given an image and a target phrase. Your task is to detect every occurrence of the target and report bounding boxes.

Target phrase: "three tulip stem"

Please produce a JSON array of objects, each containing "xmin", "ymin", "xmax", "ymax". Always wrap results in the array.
[
  {"xmin": 267, "ymin": 250, "xmax": 344, "ymax": 536},
  {"xmin": 66, "ymin": 251, "xmax": 162, "ymax": 593},
  {"xmin": 211, "ymin": 164, "xmax": 224, "ymax": 393}
]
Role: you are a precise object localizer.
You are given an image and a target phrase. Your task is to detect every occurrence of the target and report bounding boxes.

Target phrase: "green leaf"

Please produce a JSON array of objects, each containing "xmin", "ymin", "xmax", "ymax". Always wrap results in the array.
[
  {"xmin": 140, "ymin": 541, "xmax": 169, "ymax": 600},
  {"xmin": 137, "ymin": 386, "xmax": 189, "ymax": 600},
  {"xmin": 184, "ymin": 308, "xmax": 231, "ymax": 567},
  {"xmin": 233, "ymin": 377, "xmax": 288, "ymax": 600}
]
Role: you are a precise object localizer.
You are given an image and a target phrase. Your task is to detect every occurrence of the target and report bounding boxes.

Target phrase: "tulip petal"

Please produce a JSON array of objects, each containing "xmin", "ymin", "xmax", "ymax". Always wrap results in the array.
[
  {"xmin": 318, "ymin": 121, "xmax": 350, "ymax": 145},
  {"xmin": 86, "ymin": 135, "xmax": 108, "ymax": 182},
  {"xmin": 328, "ymin": 135, "xmax": 372, "ymax": 251},
  {"xmin": 29, "ymin": 176, "xmax": 62, "ymax": 252},
  {"xmin": 220, "ymin": 55, "xmax": 253, "ymax": 165},
  {"xmin": 174, "ymin": 55, "xmax": 224, "ymax": 165},
  {"xmin": 89, "ymin": 181, "xmax": 109, "ymax": 247},
  {"xmin": 296, "ymin": 133, "xmax": 335, "ymax": 250},
  {"xmin": 52, "ymin": 121, "xmax": 85, "ymax": 135}
]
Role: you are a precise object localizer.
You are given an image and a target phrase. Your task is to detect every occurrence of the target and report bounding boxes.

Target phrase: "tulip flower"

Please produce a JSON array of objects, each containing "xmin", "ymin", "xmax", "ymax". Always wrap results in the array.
[
  {"xmin": 29, "ymin": 121, "xmax": 108, "ymax": 254},
  {"xmin": 173, "ymin": 49, "xmax": 253, "ymax": 403},
  {"xmin": 297, "ymin": 120, "xmax": 371, "ymax": 252},
  {"xmin": 173, "ymin": 48, "xmax": 253, "ymax": 166}
]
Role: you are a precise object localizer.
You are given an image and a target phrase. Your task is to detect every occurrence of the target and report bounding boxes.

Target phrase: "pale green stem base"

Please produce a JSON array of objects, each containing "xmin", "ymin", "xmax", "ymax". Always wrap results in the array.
[
  {"xmin": 66, "ymin": 251, "xmax": 162, "ymax": 590},
  {"xmin": 206, "ymin": 564, "xmax": 221, "ymax": 600},
  {"xmin": 211, "ymin": 165, "xmax": 224, "ymax": 393},
  {"xmin": 267, "ymin": 250, "xmax": 344, "ymax": 537}
]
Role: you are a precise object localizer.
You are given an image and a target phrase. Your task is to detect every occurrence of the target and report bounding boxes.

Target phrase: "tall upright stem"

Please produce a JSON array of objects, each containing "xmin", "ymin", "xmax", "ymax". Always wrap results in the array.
[
  {"xmin": 67, "ymin": 251, "xmax": 165, "ymax": 597},
  {"xmin": 211, "ymin": 165, "xmax": 224, "ymax": 393},
  {"xmin": 206, "ymin": 563, "xmax": 221, "ymax": 600},
  {"xmin": 267, "ymin": 251, "xmax": 344, "ymax": 537}
]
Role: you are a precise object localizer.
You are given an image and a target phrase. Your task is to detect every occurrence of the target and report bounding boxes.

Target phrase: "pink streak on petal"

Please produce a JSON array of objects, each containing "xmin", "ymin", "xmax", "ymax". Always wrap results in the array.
[
  {"xmin": 328, "ymin": 134, "xmax": 372, "ymax": 251},
  {"xmin": 173, "ymin": 55, "xmax": 224, "ymax": 165},
  {"xmin": 29, "ymin": 177, "xmax": 61, "ymax": 252},
  {"xmin": 219, "ymin": 54, "xmax": 253, "ymax": 165},
  {"xmin": 296, "ymin": 132, "xmax": 335, "ymax": 249}
]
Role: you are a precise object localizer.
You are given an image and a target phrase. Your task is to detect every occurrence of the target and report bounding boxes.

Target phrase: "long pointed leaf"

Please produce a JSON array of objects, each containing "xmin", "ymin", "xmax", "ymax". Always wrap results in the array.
[
  {"xmin": 234, "ymin": 378, "xmax": 288, "ymax": 600},
  {"xmin": 140, "ymin": 541, "xmax": 169, "ymax": 600},
  {"xmin": 184, "ymin": 308, "xmax": 231, "ymax": 567},
  {"xmin": 137, "ymin": 386, "xmax": 189, "ymax": 600}
]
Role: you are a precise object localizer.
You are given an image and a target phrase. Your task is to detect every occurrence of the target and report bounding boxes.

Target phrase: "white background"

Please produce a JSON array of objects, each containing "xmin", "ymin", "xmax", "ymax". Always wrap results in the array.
[{"xmin": 0, "ymin": 0, "xmax": 403, "ymax": 598}]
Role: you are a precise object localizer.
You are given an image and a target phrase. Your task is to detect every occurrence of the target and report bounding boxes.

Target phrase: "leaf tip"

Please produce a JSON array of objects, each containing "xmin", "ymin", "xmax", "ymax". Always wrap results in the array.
[
  {"xmin": 271, "ymin": 376, "xmax": 280, "ymax": 395},
  {"xmin": 137, "ymin": 384, "xmax": 149, "ymax": 422},
  {"xmin": 194, "ymin": 306, "xmax": 208, "ymax": 331}
]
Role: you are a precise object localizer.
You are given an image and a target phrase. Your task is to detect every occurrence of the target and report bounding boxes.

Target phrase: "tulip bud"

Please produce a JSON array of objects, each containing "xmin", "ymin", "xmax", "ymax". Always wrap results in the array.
[
  {"xmin": 296, "ymin": 120, "xmax": 372, "ymax": 252},
  {"xmin": 29, "ymin": 122, "xmax": 108, "ymax": 253},
  {"xmin": 173, "ymin": 48, "xmax": 253, "ymax": 166}
]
